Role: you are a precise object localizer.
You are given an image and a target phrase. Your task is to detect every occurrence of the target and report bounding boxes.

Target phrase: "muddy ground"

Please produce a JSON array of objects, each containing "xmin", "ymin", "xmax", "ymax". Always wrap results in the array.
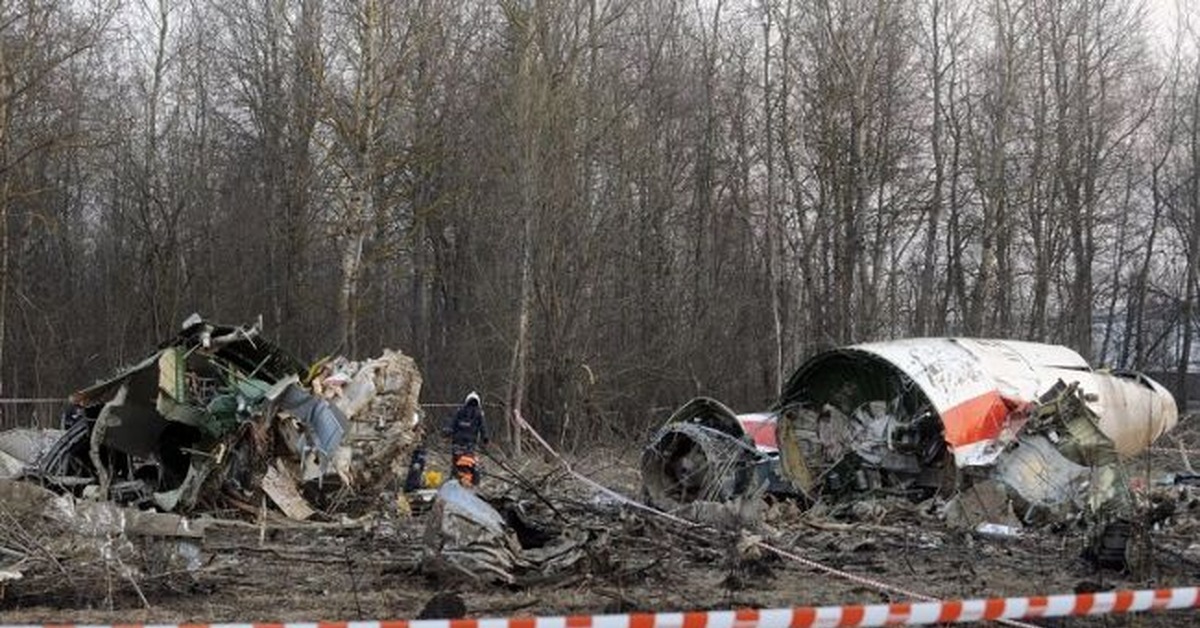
[{"xmin": 3, "ymin": 441, "xmax": 1200, "ymax": 627}]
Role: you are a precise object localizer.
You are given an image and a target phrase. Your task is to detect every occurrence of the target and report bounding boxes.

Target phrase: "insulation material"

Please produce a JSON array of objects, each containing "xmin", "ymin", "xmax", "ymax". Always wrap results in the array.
[{"xmin": 317, "ymin": 350, "xmax": 425, "ymax": 487}]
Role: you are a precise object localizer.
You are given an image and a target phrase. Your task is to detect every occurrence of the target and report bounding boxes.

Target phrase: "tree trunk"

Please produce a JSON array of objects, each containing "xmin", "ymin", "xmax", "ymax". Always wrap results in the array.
[
  {"xmin": 337, "ymin": 0, "xmax": 380, "ymax": 357},
  {"xmin": 1179, "ymin": 57, "xmax": 1200, "ymax": 410},
  {"xmin": 339, "ymin": 208, "xmax": 367, "ymax": 356},
  {"xmin": 917, "ymin": 0, "xmax": 944, "ymax": 336},
  {"xmin": 0, "ymin": 27, "xmax": 11, "ymax": 411},
  {"xmin": 504, "ymin": 5, "xmax": 540, "ymax": 455},
  {"xmin": 763, "ymin": 3, "xmax": 782, "ymax": 394}
]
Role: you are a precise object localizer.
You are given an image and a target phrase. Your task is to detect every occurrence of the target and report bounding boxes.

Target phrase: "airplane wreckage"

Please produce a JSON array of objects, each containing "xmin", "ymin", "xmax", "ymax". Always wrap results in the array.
[
  {"xmin": 0, "ymin": 315, "xmax": 424, "ymax": 520},
  {"xmin": 0, "ymin": 316, "xmax": 589, "ymax": 587},
  {"xmin": 642, "ymin": 338, "xmax": 1179, "ymax": 529},
  {"xmin": 0, "ymin": 325, "xmax": 1181, "ymax": 556}
]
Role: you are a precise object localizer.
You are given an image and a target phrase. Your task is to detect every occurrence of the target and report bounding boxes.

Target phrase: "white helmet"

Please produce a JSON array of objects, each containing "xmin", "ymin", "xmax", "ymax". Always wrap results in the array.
[{"xmin": 466, "ymin": 391, "xmax": 481, "ymax": 405}]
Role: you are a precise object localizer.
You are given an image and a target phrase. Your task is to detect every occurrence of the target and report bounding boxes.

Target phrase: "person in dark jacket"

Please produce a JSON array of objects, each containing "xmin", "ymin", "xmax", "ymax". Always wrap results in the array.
[
  {"xmin": 403, "ymin": 447, "xmax": 427, "ymax": 492},
  {"xmin": 444, "ymin": 391, "xmax": 488, "ymax": 487}
]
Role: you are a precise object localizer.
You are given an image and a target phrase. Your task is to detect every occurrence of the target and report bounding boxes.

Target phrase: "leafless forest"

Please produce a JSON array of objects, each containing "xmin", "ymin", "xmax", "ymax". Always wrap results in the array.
[{"xmin": 1, "ymin": 0, "xmax": 1199, "ymax": 439}]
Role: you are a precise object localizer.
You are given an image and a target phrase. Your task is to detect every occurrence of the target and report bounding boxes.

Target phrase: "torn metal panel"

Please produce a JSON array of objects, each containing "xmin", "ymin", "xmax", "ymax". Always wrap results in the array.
[
  {"xmin": 70, "ymin": 352, "xmax": 162, "ymax": 408},
  {"xmin": 0, "ymin": 450, "xmax": 21, "ymax": 478},
  {"xmin": 1086, "ymin": 372, "xmax": 1177, "ymax": 458},
  {"xmin": 93, "ymin": 372, "xmax": 174, "ymax": 459},
  {"xmin": 0, "ymin": 428, "xmax": 63, "ymax": 478},
  {"xmin": 423, "ymin": 480, "xmax": 524, "ymax": 584},
  {"xmin": 736, "ymin": 412, "xmax": 779, "ymax": 453},
  {"xmin": 261, "ymin": 460, "xmax": 316, "ymax": 521},
  {"xmin": 1026, "ymin": 381, "xmax": 1120, "ymax": 466},
  {"xmin": 519, "ymin": 528, "xmax": 588, "ymax": 572},
  {"xmin": 175, "ymin": 315, "xmax": 305, "ymax": 382},
  {"xmin": 992, "ymin": 435, "xmax": 1092, "ymax": 524},
  {"xmin": 0, "ymin": 479, "xmax": 205, "ymax": 538},
  {"xmin": 422, "ymin": 482, "xmax": 592, "ymax": 585},
  {"xmin": 0, "ymin": 428, "xmax": 64, "ymax": 465},
  {"xmin": 272, "ymin": 379, "xmax": 348, "ymax": 470}
]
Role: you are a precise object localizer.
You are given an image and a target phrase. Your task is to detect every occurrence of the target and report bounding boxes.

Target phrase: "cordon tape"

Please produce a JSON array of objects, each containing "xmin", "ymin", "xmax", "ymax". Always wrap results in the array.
[{"xmin": 5, "ymin": 586, "xmax": 1199, "ymax": 628}]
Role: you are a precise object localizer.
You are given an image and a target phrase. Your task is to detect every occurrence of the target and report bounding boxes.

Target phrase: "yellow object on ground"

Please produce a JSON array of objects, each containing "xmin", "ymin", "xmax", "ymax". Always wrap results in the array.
[
  {"xmin": 423, "ymin": 470, "xmax": 444, "ymax": 489},
  {"xmin": 395, "ymin": 493, "xmax": 412, "ymax": 517}
]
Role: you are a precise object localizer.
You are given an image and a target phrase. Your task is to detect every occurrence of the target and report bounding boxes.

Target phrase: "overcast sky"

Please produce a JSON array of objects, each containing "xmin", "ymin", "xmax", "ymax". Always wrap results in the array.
[{"xmin": 1146, "ymin": 0, "xmax": 1191, "ymax": 55}]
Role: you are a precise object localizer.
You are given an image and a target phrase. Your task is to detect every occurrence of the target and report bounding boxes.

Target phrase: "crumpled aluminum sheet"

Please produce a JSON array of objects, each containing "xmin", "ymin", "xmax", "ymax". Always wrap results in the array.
[
  {"xmin": 423, "ymin": 481, "xmax": 524, "ymax": 584},
  {"xmin": 993, "ymin": 435, "xmax": 1091, "ymax": 519},
  {"xmin": 0, "ymin": 429, "xmax": 64, "ymax": 466},
  {"xmin": 0, "ymin": 450, "xmax": 23, "ymax": 478}
]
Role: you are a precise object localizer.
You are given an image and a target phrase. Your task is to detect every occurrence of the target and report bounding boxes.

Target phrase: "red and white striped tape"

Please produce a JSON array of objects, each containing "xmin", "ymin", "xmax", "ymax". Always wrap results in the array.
[{"xmin": 10, "ymin": 586, "xmax": 1199, "ymax": 628}]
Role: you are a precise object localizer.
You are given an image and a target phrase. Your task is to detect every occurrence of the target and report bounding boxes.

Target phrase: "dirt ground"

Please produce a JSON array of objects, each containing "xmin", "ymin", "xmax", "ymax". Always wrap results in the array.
[{"xmin": 3, "ymin": 441, "xmax": 1200, "ymax": 627}]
